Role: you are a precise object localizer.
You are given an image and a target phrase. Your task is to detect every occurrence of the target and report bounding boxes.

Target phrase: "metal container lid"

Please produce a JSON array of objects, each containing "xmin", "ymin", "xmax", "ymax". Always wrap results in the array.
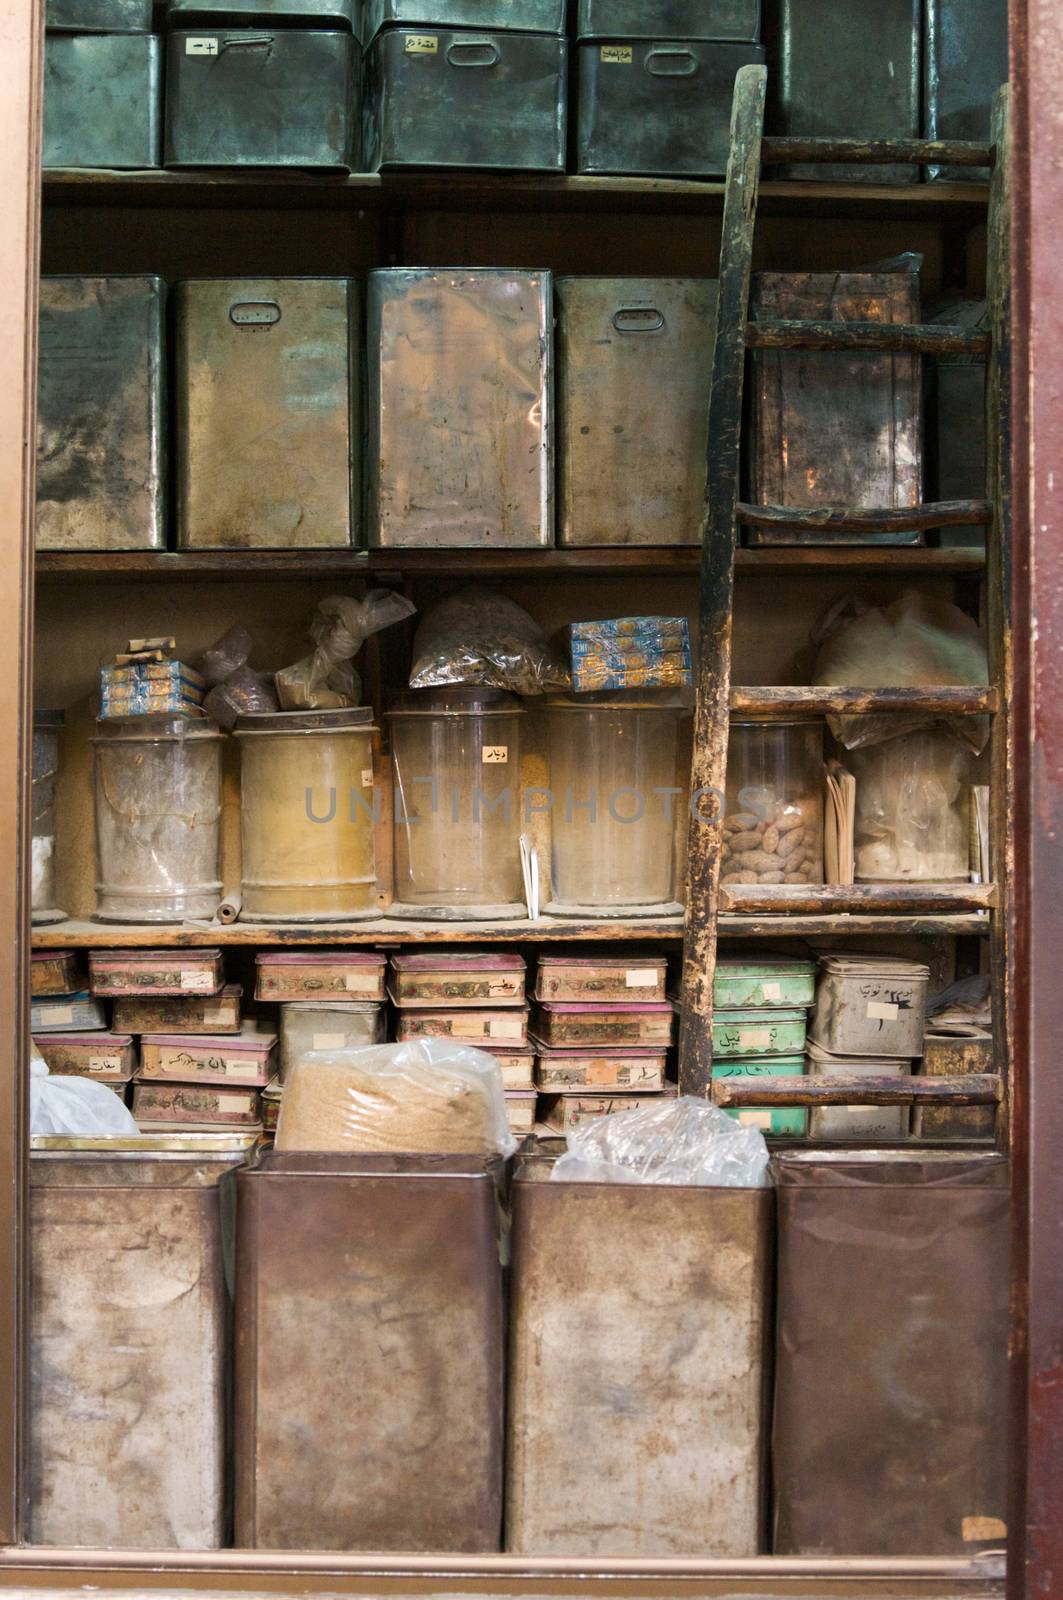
[
  {"xmin": 284, "ymin": 999, "xmax": 382, "ymax": 1013},
  {"xmin": 388, "ymin": 688, "xmax": 523, "ymax": 717},
  {"xmin": 30, "ymin": 1132, "xmax": 258, "ymax": 1156},
  {"xmin": 537, "ymin": 1000, "xmax": 675, "ymax": 1014},
  {"xmin": 33, "ymin": 708, "xmax": 65, "ymax": 730},
  {"xmin": 92, "ymin": 713, "xmax": 222, "ymax": 742},
  {"xmin": 392, "ymin": 951, "xmax": 526, "ymax": 971},
  {"xmin": 538, "ymin": 954, "xmax": 666, "ymax": 969},
  {"xmin": 257, "ymin": 949, "xmax": 385, "ymax": 966},
  {"xmin": 730, "ymin": 714, "xmax": 824, "ymax": 728},
  {"xmin": 713, "ymin": 1006, "xmax": 808, "ymax": 1023},
  {"xmin": 32, "ymin": 1031, "xmax": 133, "ymax": 1046},
  {"xmin": 92, "ymin": 948, "xmax": 224, "ymax": 964},
  {"xmin": 234, "ymin": 707, "xmax": 376, "ymax": 735},
  {"xmin": 534, "ymin": 1042, "xmax": 669, "ymax": 1058},
  {"xmin": 169, "ymin": 0, "xmax": 360, "ymax": 25},
  {"xmin": 141, "ymin": 1029, "xmax": 277, "ymax": 1052},
  {"xmin": 716, "ymin": 958, "xmax": 816, "ymax": 977}
]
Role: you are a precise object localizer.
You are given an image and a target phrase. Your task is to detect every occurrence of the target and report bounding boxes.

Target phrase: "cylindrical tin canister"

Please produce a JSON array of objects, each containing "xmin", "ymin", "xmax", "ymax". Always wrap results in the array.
[
  {"xmin": 92, "ymin": 715, "xmax": 223, "ymax": 924},
  {"xmin": 544, "ymin": 696, "xmax": 689, "ymax": 916},
  {"xmin": 235, "ymin": 708, "xmax": 378, "ymax": 923},
  {"xmin": 724, "ymin": 718, "xmax": 825, "ymax": 885},
  {"xmin": 279, "ymin": 1001, "xmax": 385, "ymax": 1082},
  {"xmin": 32, "ymin": 710, "xmax": 65, "ymax": 926},
  {"xmin": 506, "ymin": 1160, "xmax": 772, "ymax": 1554},
  {"xmin": 850, "ymin": 729, "xmax": 973, "ymax": 882},
  {"xmin": 388, "ymin": 690, "xmax": 525, "ymax": 919},
  {"xmin": 29, "ymin": 1134, "xmax": 254, "ymax": 1549}
]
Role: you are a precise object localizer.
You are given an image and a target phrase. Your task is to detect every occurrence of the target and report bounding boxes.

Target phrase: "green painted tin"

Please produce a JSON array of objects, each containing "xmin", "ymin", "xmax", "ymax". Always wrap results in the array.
[
  {"xmin": 713, "ymin": 1055, "xmax": 807, "ymax": 1137},
  {"xmin": 712, "ymin": 1007, "xmax": 807, "ymax": 1059},
  {"xmin": 713, "ymin": 959, "xmax": 816, "ymax": 1011}
]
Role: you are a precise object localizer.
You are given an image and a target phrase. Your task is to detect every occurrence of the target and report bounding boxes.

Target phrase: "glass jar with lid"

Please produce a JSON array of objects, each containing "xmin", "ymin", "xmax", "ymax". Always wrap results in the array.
[
  {"xmin": 723, "ymin": 718, "xmax": 825, "ymax": 886},
  {"xmin": 849, "ymin": 729, "xmax": 972, "ymax": 882},
  {"xmin": 32, "ymin": 709, "xmax": 66, "ymax": 926}
]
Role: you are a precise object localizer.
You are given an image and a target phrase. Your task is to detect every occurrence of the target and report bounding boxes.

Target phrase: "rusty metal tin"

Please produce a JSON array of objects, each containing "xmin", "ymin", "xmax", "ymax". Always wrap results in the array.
[
  {"xmin": 234, "ymin": 1152, "xmax": 504, "ymax": 1549},
  {"xmin": 43, "ymin": 34, "xmax": 161, "ymax": 170},
  {"xmin": 89, "ymin": 947, "xmax": 225, "ymax": 998},
  {"xmin": 772, "ymin": 1151, "xmax": 1010, "ymax": 1555},
  {"xmin": 112, "ymin": 984, "xmax": 243, "ymax": 1036},
  {"xmin": 556, "ymin": 277, "xmax": 716, "ymax": 548},
  {"xmin": 176, "ymin": 277, "xmax": 358, "ymax": 549},
  {"xmin": 769, "ymin": 0, "xmax": 920, "ymax": 183},
  {"xmin": 750, "ymin": 272, "xmax": 924, "ymax": 545},
  {"xmin": 576, "ymin": 39, "xmax": 764, "ymax": 178},
  {"xmin": 139, "ymin": 1025, "xmax": 278, "ymax": 1086},
  {"xmin": 914, "ymin": 1027, "xmax": 996, "ymax": 1140},
  {"xmin": 32, "ymin": 1032, "xmax": 136, "ymax": 1084},
  {"xmin": 30, "ymin": 950, "xmax": 83, "ymax": 997},
  {"xmin": 256, "ymin": 950, "xmax": 387, "ymax": 1001},
  {"xmin": 577, "ymin": 0, "xmax": 760, "ymax": 40},
  {"xmin": 395, "ymin": 1004, "xmax": 530, "ymax": 1045},
  {"xmin": 540, "ymin": 1087, "xmax": 676, "ymax": 1131},
  {"xmin": 30, "ymin": 991, "xmax": 108, "ymax": 1033},
  {"xmin": 494, "ymin": 1048, "xmax": 536, "ymax": 1088},
  {"xmin": 505, "ymin": 1090, "xmax": 538, "ymax": 1134},
  {"xmin": 924, "ymin": 0, "xmax": 1008, "ymax": 182},
  {"xmin": 29, "ymin": 1140, "xmax": 248, "ymax": 1547},
  {"xmin": 810, "ymin": 954, "xmax": 930, "ymax": 1058},
  {"xmin": 507, "ymin": 1163, "xmax": 771, "ymax": 1553},
  {"xmin": 37, "ymin": 276, "xmax": 165, "ymax": 552},
  {"xmin": 533, "ymin": 1000, "xmax": 676, "ymax": 1047},
  {"xmin": 535, "ymin": 1045, "xmax": 668, "ymax": 1091},
  {"xmin": 390, "ymin": 952, "xmax": 527, "ymax": 1007},
  {"xmin": 536, "ymin": 953, "xmax": 668, "ymax": 1003},
  {"xmin": 712, "ymin": 1006, "xmax": 808, "ymax": 1059},
  {"xmin": 712, "ymin": 1054, "xmax": 808, "ymax": 1136},
  {"xmin": 806, "ymin": 1039, "xmax": 912, "ymax": 1142},
  {"xmin": 366, "ymin": 0, "xmax": 565, "ymax": 33},
  {"xmin": 46, "ymin": 0, "xmax": 152, "ymax": 31},
  {"xmin": 133, "ymin": 1079, "xmax": 263, "ymax": 1126},
  {"xmin": 278, "ymin": 1001, "xmax": 384, "ymax": 1081},
  {"xmin": 368, "ymin": 269, "xmax": 552, "ymax": 548}
]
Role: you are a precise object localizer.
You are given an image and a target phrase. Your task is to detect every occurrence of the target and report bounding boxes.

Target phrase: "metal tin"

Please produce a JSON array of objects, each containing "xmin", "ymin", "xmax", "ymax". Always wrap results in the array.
[
  {"xmin": 37, "ymin": 277, "xmax": 164, "ymax": 552},
  {"xmin": 507, "ymin": 1163, "xmax": 771, "ymax": 1554},
  {"xmin": 365, "ymin": 29, "xmax": 567, "ymax": 173},
  {"xmin": 930, "ymin": 299, "xmax": 988, "ymax": 548},
  {"xmin": 806, "ymin": 1039, "xmax": 912, "ymax": 1142},
  {"xmin": 577, "ymin": 0, "xmax": 761, "ymax": 40},
  {"xmin": 770, "ymin": 0, "xmax": 920, "ymax": 183},
  {"xmin": 366, "ymin": 0, "xmax": 565, "ymax": 34},
  {"xmin": 712, "ymin": 1054, "xmax": 808, "ymax": 1136},
  {"xmin": 712, "ymin": 1006, "xmax": 808, "ymax": 1059},
  {"xmin": 112, "ymin": 984, "xmax": 243, "ymax": 1036},
  {"xmin": 576, "ymin": 39, "xmax": 764, "ymax": 178},
  {"xmin": 279, "ymin": 1001, "xmax": 385, "ymax": 1081},
  {"xmin": 176, "ymin": 277, "xmax": 358, "ymax": 550},
  {"xmin": 533, "ymin": 1000, "xmax": 676, "ymax": 1047},
  {"xmin": 89, "ymin": 948, "xmax": 226, "ymax": 998},
  {"xmin": 390, "ymin": 952, "xmax": 526, "ymax": 1007},
  {"xmin": 534, "ymin": 1046, "xmax": 668, "ymax": 1091},
  {"xmin": 31, "ymin": 991, "xmax": 108, "ymax": 1033},
  {"xmin": 535, "ymin": 954, "xmax": 668, "ymax": 1003},
  {"xmin": 255, "ymin": 951, "xmax": 387, "ymax": 1002},
  {"xmin": 556, "ymin": 277, "xmax": 716, "ymax": 548},
  {"xmin": 133, "ymin": 1080, "xmax": 263, "ymax": 1125},
  {"xmin": 29, "ymin": 1141, "xmax": 246, "ymax": 1547},
  {"xmin": 494, "ymin": 1048, "xmax": 536, "ymax": 1088},
  {"xmin": 713, "ymin": 958, "xmax": 816, "ymax": 1010},
  {"xmin": 539, "ymin": 1087, "xmax": 676, "ymax": 1131},
  {"xmin": 234, "ymin": 1152, "xmax": 505, "ymax": 1549},
  {"xmin": 368, "ymin": 269, "xmax": 552, "ymax": 548},
  {"xmin": 505, "ymin": 1091, "xmax": 538, "ymax": 1134},
  {"xmin": 914, "ymin": 1027, "xmax": 996, "ymax": 1140},
  {"xmin": 396, "ymin": 1005, "xmax": 530, "ymax": 1045},
  {"xmin": 810, "ymin": 955, "xmax": 930, "ymax": 1059},
  {"xmin": 30, "ymin": 950, "xmax": 83, "ymax": 997},
  {"xmin": 32, "ymin": 1032, "xmax": 136, "ymax": 1084},
  {"xmin": 772, "ymin": 1152, "xmax": 1010, "ymax": 1555},
  {"xmin": 171, "ymin": 0, "xmax": 360, "ymax": 24},
  {"xmin": 925, "ymin": 0, "xmax": 1008, "ymax": 181},
  {"xmin": 750, "ymin": 272, "xmax": 923, "ymax": 545},
  {"xmin": 139, "ymin": 1026, "xmax": 278, "ymax": 1086},
  {"xmin": 165, "ymin": 30, "xmax": 360, "ymax": 171},
  {"xmin": 45, "ymin": 0, "xmax": 153, "ymax": 29},
  {"xmin": 43, "ymin": 34, "xmax": 161, "ymax": 170}
]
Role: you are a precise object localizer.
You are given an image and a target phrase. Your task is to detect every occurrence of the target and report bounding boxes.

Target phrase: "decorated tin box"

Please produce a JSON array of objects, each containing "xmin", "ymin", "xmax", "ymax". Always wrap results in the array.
[
  {"xmin": 541, "ymin": 1087, "xmax": 676, "ymax": 1132},
  {"xmin": 31, "ymin": 951, "xmax": 83, "ymax": 997},
  {"xmin": 389, "ymin": 952, "xmax": 526, "ymax": 1007},
  {"xmin": 255, "ymin": 951, "xmax": 387, "ymax": 1003},
  {"xmin": 33, "ymin": 1032, "xmax": 136, "ymax": 1085},
  {"xmin": 112, "ymin": 984, "xmax": 243, "ymax": 1037},
  {"xmin": 712, "ymin": 1007, "xmax": 808, "ymax": 1060},
  {"xmin": 396, "ymin": 1006, "xmax": 530, "ymax": 1046},
  {"xmin": 89, "ymin": 949, "xmax": 225, "ymax": 999},
  {"xmin": 712, "ymin": 1054, "xmax": 808, "ymax": 1136},
  {"xmin": 532, "ymin": 1001, "xmax": 675, "ymax": 1048},
  {"xmin": 535, "ymin": 955, "xmax": 668, "ymax": 1004},
  {"xmin": 535, "ymin": 1047, "xmax": 668, "ymax": 1093},
  {"xmin": 31, "ymin": 992, "xmax": 108, "ymax": 1033},
  {"xmin": 505, "ymin": 1091, "xmax": 539, "ymax": 1135},
  {"xmin": 133, "ymin": 1080, "xmax": 263, "ymax": 1127},
  {"xmin": 713, "ymin": 959, "xmax": 816, "ymax": 1011},
  {"xmin": 139, "ymin": 1026, "xmax": 278, "ymax": 1087}
]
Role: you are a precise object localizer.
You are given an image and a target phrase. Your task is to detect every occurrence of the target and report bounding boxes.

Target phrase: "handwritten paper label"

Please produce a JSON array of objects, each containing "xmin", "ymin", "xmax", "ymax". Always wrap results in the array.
[
  {"xmin": 181, "ymin": 971, "xmax": 214, "ymax": 991},
  {"xmin": 185, "ymin": 37, "xmax": 219, "ymax": 55},
  {"xmin": 625, "ymin": 969, "xmax": 658, "ymax": 988},
  {"xmin": 601, "ymin": 44, "xmax": 633, "ymax": 63},
  {"xmin": 867, "ymin": 1000, "xmax": 899, "ymax": 1021},
  {"xmin": 405, "ymin": 33, "xmax": 438, "ymax": 53},
  {"xmin": 488, "ymin": 977, "xmax": 521, "ymax": 996},
  {"xmin": 739, "ymin": 1028, "xmax": 773, "ymax": 1051},
  {"xmin": 482, "ymin": 746, "xmax": 509, "ymax": 764},
  {"xmin": 88, "ymin": 1056, "xmax": 116, "ymax": 1073}
]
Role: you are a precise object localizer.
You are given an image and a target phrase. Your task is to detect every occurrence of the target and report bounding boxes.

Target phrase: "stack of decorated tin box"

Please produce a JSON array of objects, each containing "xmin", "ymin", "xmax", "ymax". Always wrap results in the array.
[
  {"xmin": 710, "ymin": 959, "xmax": 816, "ymax": 1136},
  {"xmin": 532, "ymin": 953, "xmax": 676, "ymax": 1132},
  {"xmin": 807, "ymin": 954, "xmax": 931, "ymax": 1141},
  {"xmin": 31, "ymin": 949, "xmax": 135, "ymax": 1105}
]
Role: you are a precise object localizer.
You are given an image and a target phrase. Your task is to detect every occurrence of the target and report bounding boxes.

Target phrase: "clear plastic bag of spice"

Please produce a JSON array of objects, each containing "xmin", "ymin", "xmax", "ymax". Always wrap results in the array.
[
  {"xmin": 552, "ymin": 1096, "xmax": 771, "ymax": 1188},
  {"xmin": 409, "ymin": 587, "xmax": 570, "ymax": 696}
]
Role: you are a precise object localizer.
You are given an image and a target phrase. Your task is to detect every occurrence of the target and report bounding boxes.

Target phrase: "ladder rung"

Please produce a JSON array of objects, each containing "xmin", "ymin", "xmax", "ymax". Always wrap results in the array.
[
  {"xmin": 761, "ymin": 136, "xmax": 994, "ymax": 169},
  {"xmin": 737, "ymin": 499, "xmax": 992, "ymax": 534},
  {"xmin": 729, "ymin": 687, "xmax": 999, "ymax": 717},
  {"xmin": 746, "ymin": 320, "xmax": 990, "ymax": 356},
  {"xmin": 718, "ymin": 882, "xmax": 997, "ymax": 915},
  {"xmin": 712, "ymin": 1075, "xmax": 1002, "ymax": 1109}
]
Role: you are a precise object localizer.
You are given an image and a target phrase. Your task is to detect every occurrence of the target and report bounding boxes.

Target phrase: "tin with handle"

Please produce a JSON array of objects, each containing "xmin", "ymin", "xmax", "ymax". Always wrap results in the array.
[
  {"xmin": 365, "ymin": 0, "xmax": 566, "ymax": 34},
  {"xmin": 576, "ymin": 0, "xmax": 761, "ymax": 41},
  {"xmin": 43, "ymin": 34, "xmax": 161, "ymax": 170},
  {"xmin": 924, "ymin": 0, "xmax": 1008, "ymax": 182}
]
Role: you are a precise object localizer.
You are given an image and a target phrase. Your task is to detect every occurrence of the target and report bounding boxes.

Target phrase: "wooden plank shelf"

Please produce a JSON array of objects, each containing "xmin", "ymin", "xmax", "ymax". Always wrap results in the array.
[
  {"xmin": 719, "ymin": 883, "xmax": 997, "ymax": 914},
  {"xmin": 712, "ymin": 1074, "xmax": 1002, "ymax": 1108},
  {"xmin": 730, "ymin": 687, "xmax": 998, "ymax": 716}
]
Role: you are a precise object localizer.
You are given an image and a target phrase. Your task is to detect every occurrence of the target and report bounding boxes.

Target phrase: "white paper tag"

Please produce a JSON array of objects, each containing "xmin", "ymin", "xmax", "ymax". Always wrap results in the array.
[
  {"xmin": 451, "ymin": 1017, "xmax": 486, "ymax": 1039},
  {"xmin": 963, "ymin": 1515, "xmax": 1007, "ymax": 1542},
  {"xmin": 313, "ymin": 1032, "xmax": 347, "ymax": 1050},
  {"xmin": 482, "ymin": 746, "xmax": 509, "ymax": 765},
  {"xmin": 181, "ymin": 971, "xmax": 214, "ymax": 991},
  {"xmin": 625, "ymin": 969, "xmax": 658, "ymax": 988},
  {"xmin": 738, "ymin": 1111, "xmax": 774, "ymax": 1129},
  {"xmin": 344, "ymin": 973, "xmax": 373, "ymax": 993},
  {"xmin": 601, "ymin": 44, "xmax": 633, "ymax": 63},
  {"xmin": 867, "ymin": 1000, "xmax": 899, "ymax": 1021},
  {"xmin": 739, "ymin": 1028, "xmax": 773, "ymax": 1051},
  {"xmin": 488, "ymin": 977, "xmax": 521, "ymax": 996},
  {"xmin": 405, "ymin": 33, "xmax": 438, "ymax": 53},
  {"xmin": 762, "ymin": 982, "xmax": 783, "ymax": 1000},
  {"xmin": 361, "ymin": 768, "xmax": 374, "ymax": 788},
  {"xmin": 47, "ymin": 1007, "xmax": 74, "ymax": 1025},
  {"xmin": 88, "ymin": 1056, "xmax": 116, "ymax": 1073},
  {"xmin": 202, "ymin": 1007, "xmax": 228, "ymax": 1025},
  {"xmin": 488, "ymin": 1016, "xmax": 524, "ymax": 1040},
  {"xmin": 185, "ymin": 37, "xmax": 219, "ymax": 55}
]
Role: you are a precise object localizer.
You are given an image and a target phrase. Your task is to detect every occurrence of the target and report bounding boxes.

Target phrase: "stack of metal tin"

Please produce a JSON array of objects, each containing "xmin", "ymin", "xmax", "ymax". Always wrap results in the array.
[
  {"xmin": 710, "ymin": 959, "xmax": 816, "ymax": 1136},
  {"xmin": 43, "ymin": 0, "xmax": 161, "ymax": 171},
  {"xmin": 807, "ymin": 954, "xmax": 931, "ymax": 1141},
  {"xmin": 31, "ymin": 949, "xmax": 136, "ymax": 1103}
]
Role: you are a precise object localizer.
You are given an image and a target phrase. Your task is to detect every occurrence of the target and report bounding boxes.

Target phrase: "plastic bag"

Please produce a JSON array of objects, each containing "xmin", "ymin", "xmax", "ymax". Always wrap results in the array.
[
  {"xmin": 410, "ymin": 587, "xmax": 570, "ymax": 696},
  {"xmin": 29, "ymin": 1047, "xmax": 139, "ymax": 1137},
  {"xmin": 200, "ymin": 624, "xmax": 253, "ymax": 687},
  {"xmin": 552, "ymin": 1096, "xmax": 771, "ymax": 1188},
  {"xmin": 276, "ymin": 591, "xmax": 416, "ymax": 712},
  {"xmin": 200, "ymin": 625, "xmax": 279, "ymax": 730},
  {"xmin": 813, "ymin": 590, "xmax": 990, "ymax": 752},
  {"xmin": 275, "ymin": 1038, "xmax": 517, "ymax": 1157}
]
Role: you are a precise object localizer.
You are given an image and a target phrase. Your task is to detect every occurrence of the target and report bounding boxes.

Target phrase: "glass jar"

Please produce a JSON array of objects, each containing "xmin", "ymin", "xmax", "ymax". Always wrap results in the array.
[
  {"xmin": 32, "ymin": 709, "xmax": 65, "ymax": 925},
  {"xmin": 388, "ymin": 689, "xmax": 525, "ymax": 919},
  {"xmin": 850, "ymin": 730, "xmax": 972, "ymax": 882},
  {"xmin": 235, "ymin": 708, "xmax": 377, "ymax": 923},
  {"xmin": 723, "ymin": 719, "xmax": 825, "ymax": 886},
  {"xmin": 544, "ymin": 695, "xmax": 689, "ymax": 915},
  {"xmin": 92, "ymin": 714, "xmax": 224, "ymax": 923}
]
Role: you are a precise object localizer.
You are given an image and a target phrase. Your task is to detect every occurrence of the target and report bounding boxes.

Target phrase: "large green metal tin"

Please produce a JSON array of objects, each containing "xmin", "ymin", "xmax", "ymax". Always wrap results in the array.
[
  {"xmin": 712, "ymin": 1007, "xmax": 808, "ymax": 1059},
  {"xmin": 713, "ymin": 959, "xmax": 816, "ymax": 1011},
  {"xmin": 713, "ymin": 1055, "xmax": 808, "ymax": 1137}
]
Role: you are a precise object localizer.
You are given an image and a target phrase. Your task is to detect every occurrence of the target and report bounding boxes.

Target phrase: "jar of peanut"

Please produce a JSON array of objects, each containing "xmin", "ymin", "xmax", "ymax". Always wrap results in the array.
[{"xmin": 722, "ymin": 718, "xmax": 825, "ymax": 886}]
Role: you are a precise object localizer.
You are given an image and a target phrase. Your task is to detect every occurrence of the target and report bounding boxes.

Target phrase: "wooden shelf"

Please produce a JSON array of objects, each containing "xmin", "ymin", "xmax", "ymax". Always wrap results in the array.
[
  {"xmin": 712, "ymin": 1074, "xmax": 1002, "ymax": 1107},
  {"xmin": 731, "ymin": 688, "xmax": 998, "ymax": 716},
  {"xmin": 719, "ymin": 883, "xmax": 996, "ymax": 914}
]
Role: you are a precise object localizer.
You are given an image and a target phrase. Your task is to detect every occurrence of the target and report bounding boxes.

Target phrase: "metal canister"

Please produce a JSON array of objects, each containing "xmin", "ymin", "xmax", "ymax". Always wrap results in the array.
[
  {"xmin": 929, "ymin": 299, "xmax": 988, "ymax": 549},
  {"xmin": 713, "ymin": 959, "xmax": 816, "ymax": 1010},
  {"xmin": 712, "ymin": 1006, "xmax": 808, "ymax": 1059},
  {"xmin": 712, "ymin": 1054, "xmax": 808, "ymax": 1137},
  {"xmin": 365, "ymin": 0, "xmax": 566, "ymax": 32},
  {"xmin": 234, "ymin": 1152, "xmax": 505, "ymax": 1550},
  {"xmin": 913, "ymin": 1026, "xmax": 996, "ymax": 1140},
  {"xmin": 170, "ymin": 0, "xmax": 359, "ymax": 22},
  {"xmin": 43, "ymin": 34, "xmax": 161, "ymax": 170},
  {"xmin": 368, "ymin": 269, "xmax": 552, "ymax": 548},
  {"xmin": 364, "ymin": 28, "xmax": 567, "ymax": 173},
  {"xmin": 507, "ymin": 1160, "xmax": 772, "ymax": 1554},
  {"xmin": 750, "ymin": 272, "xmax": 923, "ymax": 546},
  {"xmin": 37, "ymin": 277, "xmax": 165, "ymax": 553},
  {"xmin": 165, "ymin": 30, "xmax": 360, "ymax": 171},
  {"xmin": 924, "ymin": 0, "xmax": 1008, "ymax": 181},
  {"xmin": 772, "ymin": 1151, "xmax": 1010, "ymax": 1555},
  {"xmin": 576, "ymin": 39, "xmax": 764, "ymax": 177},
  {"xmin": 29, "ymin": 1134, "xmax": 254, "ymax": 1549},
  {"xmin": 176, "ymin": 278, "xmax": 358, "ymax": 549},
  {"xmin": 769, "ymin": 0, "xmax": 920, "ymax": 183},
  {"xmin": 805, "ymin": 1039, "xmax": 912, "ymax": 1142},
  {"xmin": 810, "ymin": 955, "xmax": 930, "ymax": 1059},
  {"xmin": 45, "ymin": 0, "xmax": 152, "ymax": 29},
  {"xmin": 556, "ymin": 277, "xmax": 716, "ymax": 548},
  {"xmin": 576, "ymin": 0, "xmax": 761, "ymax": 40}
]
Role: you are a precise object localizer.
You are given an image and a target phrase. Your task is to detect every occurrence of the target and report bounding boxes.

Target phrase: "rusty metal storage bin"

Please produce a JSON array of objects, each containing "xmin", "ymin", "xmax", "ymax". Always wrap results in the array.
[
  {"xmin": 768, "ymin": 0, "xmax": 920, "ymax": 183},
  {"xmin": 235, "ymin": 708, "xmax": 378, "ymax": 922},
  {"xmin": 750, "ymin": 272, "xmax": 923, "ymax": 545},
  {"xmin": 37, "ymin": 276, "xmax": 165, "ymax": 553},
  {"xmin": 368, "ymin": 269, "xmax": 552, "ymax": 548},
  {"xmin": 92, "ymin": 715, "xmax": 224, "ymax": 924},
  {"xmin": 29, "ymin": 1134, "xmax": 253, "ymax": 1549},
  {"xmin": 577, "ymin": 0, "xmax": 761, "ymax": 40},
  {"xmin": 32, "ymin": 711, "xmax": 66, "ymax": 927},
  {"xmin": 577, "ymin": 39, "xmax": 764, "ymax": 177},
  {"xmin": 365, "ymin": 0, "xmax": 566, "ymax": 31},
  {"xmin": 43, "ymin": 34, "xmax": 161, "ymax": 170},
  {"xmin": 234, "ymin": 1152, "xmax": 504, "ymax": 1551},
  {"xmin": 507, "ymin": 1161, "xmax": 772, "ymax": 1555},
  {"xmin": 165, "ymin": 29, "xmax": 360, "ymax": 171},
  {"xmin": 46, "ymin": 0, "xmax": 152, "ymax": 29},
  {"xmin": 556, "ymin": 277, "xmax": 717, "ymax": 548},
  {"xmin": 176, "ymin": 277, "xmax": 358, "ymax": 550},
  {"xmin": 925, "ymin": 0, "xmax": 1008, "ymax": 181},
  {"xmin": 723, "ymin": 718, "xmax": 825, "ymax": 885},
  {"xmin": 772, "ymin": 1152, "xmax": 1010, "ymax": 1556}
]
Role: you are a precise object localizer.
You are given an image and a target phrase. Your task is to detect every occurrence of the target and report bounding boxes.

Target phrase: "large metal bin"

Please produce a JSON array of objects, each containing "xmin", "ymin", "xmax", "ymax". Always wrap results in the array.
[
  {"xmin": 577, "ymin": 39, "xmax": 764, "ymax": 177},
  {"xmin": 165, "ymin": 30, "xmax": 360, "ymax": 171},
  {"xmin": 750, "ymin": 272, "xmax": 923, "ymax": 545},
  {"xmin": 576, "ymin": 0, "xmax": 761, "ymax": 41},
  {"xmin": 556, "ymin": 277, "xmax": 716, "ymax": 547},
  {"xmin": 772, "ymin": 1152, "xmax": 1010, "ymax": 1556},
  {"xmin": 29, "ymin": 1135, "xmax": 252, "ymax": 1549},
  {"xmin": 176, "ymin": 277, "xmax": 358, "ymax": 549},
  {"xmin": 365, "ymin": 0, "xmax": 565, "ymax": 34},
  {"xmin": 234, "ymin": 1152, "xmax": 505, "ymax": 1551},
  {"xmin": 768, "ymin": 0, "xmax": 920, "ymax": 183},
  {"xmin": 37, "ymin": 276, "xmax": 165, "ymax": 553},
  {"xmin": 45, "ymin": 0, "xmax": 152, "ymax": 29},
  {"xmin": 364, "ymin": 28, "xmax": 566, "ymax": 173},
  {"xmin": 506, "ymin": 1162, "xmax": 772, "ymax": 1555},
  {"xmin": 43, "ymin": 34, "xmax": 161, "ymax": 170},
  {"xmin": 368, "ymin": 268, "xmax": 552, "ymax": 548},
  {"xmin": 925, "ymin": 0, "xmax": 1008, "ymax": 181}
]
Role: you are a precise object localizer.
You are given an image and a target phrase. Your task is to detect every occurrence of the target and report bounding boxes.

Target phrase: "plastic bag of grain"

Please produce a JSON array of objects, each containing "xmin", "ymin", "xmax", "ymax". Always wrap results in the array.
[{"xmin": 275, "ymin": 1037, "xmax": 518, "ymax": 1156}]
